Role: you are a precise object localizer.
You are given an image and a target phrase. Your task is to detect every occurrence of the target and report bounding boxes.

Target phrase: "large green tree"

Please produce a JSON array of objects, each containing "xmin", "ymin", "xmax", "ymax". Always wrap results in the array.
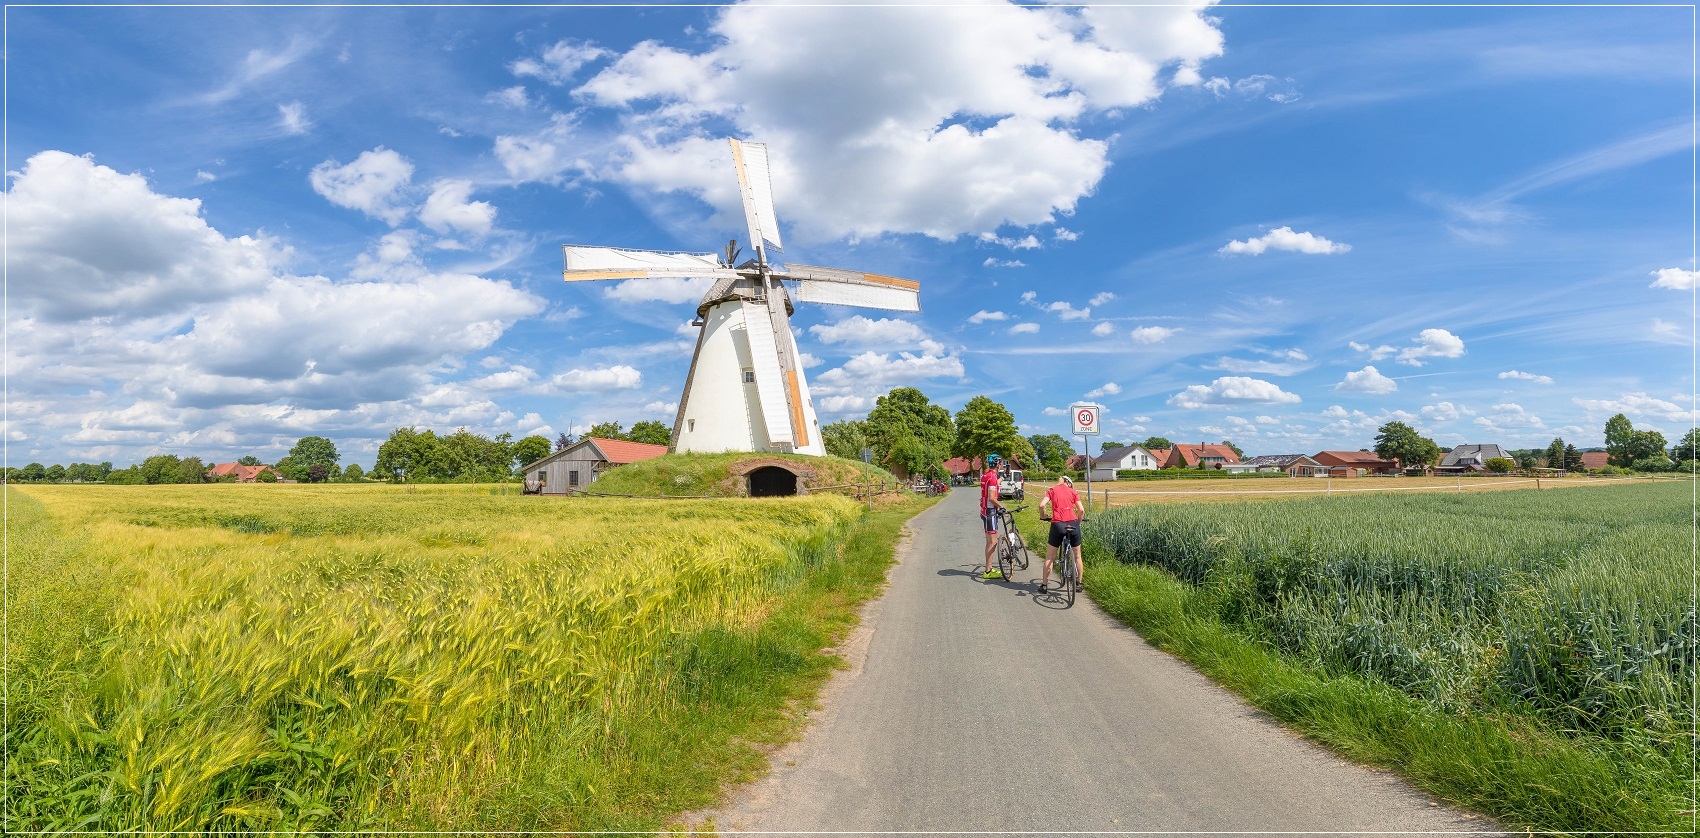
[
  {"xmin": 1141, "ymin": 436, "xmax": 1173, "ymax": 451},
  {"xmin": 1373, "ymin": 421, "xmax": 1440, "ymax": 469},
  {"xmin": 821, "ymin": 419, "xmax": 870, "ymax": 461},
  {"xmin": 138, "ymin": 455, "xmax": 181, "ymax": 485},
  {"xmin": 512, "ymin": 435, "xmax": 553, "ymax": 469},
  {"xmin": 585, "ymin": 421, "xmax": 625, "ymax": 441},
  {"xmin": 1603, "ymin": 413, "xmax": 1636, "ymax": 466},
  {"xmin": 1027, "ymin": 433, "xmax": 1076, "ymax": 471},
  {"xmin": 626, "ymin": 420, "xmax": 672, "ymax": 446},
  {"xmin": 953, "ymin": 396, "xmax": 1025, "ymax": 465},
  {"xmin": 289, "ymin": 436, "xmax": 340, "ymax": 468},
  {"xmin": 865, "ymin": 387, "xmax": 954, "ymax": 477},
  {"xmin": 1545, "ymin": 437, "xmax": 1567, "ymax": 469},
  {"xmin": 375, "ymin": 427, "xmax": 440, "ymax": 482}
]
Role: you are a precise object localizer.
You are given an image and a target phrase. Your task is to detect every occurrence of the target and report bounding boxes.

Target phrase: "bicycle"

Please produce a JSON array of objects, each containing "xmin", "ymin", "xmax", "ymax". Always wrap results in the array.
[
  {"xmin": 1039, "ymin": 511, "xmax": 1081, "ymax": 608},
  {"xmin": 994, "ymin": 504, "xmax": 1031, "ymax": 581}
]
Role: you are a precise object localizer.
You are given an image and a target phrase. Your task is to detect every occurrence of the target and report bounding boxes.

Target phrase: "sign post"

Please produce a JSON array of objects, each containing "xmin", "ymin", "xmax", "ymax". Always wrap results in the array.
[
  {"xmin": 860, "ymin": 447, "xmax": 873, "ymax": 510},
  {"xmin": 1070, "ymin": 402, "xmax": 1101, "ymax": 512}
]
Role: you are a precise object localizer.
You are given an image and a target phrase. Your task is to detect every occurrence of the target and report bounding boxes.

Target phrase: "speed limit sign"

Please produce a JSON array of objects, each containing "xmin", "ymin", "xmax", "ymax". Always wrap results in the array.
[{"xmin": 1070, "ymin": 402, "xmax": 1100, "ymax": 435}]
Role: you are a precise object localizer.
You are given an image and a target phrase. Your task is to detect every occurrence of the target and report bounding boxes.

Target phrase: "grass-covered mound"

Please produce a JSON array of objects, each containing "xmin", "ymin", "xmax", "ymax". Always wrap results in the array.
[{"xmin": 587, "ymin": 451, "xmax": 897, "ymax": 497}]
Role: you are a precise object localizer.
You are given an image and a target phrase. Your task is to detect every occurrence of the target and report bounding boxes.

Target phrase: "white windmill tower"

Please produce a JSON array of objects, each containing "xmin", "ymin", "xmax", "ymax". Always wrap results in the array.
[{"xmin": 562, "ymin": 139, "xmax": 922, "ymax": 456}]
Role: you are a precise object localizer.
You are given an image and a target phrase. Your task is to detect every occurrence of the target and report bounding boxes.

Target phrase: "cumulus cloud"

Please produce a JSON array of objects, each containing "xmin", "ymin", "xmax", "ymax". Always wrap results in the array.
[
  {"xmin": 1219, "ymin": 226, "xmax": 1350, "ymax": 256},
  {"xmin": 1085, "ymin": 382, "xmax": 1122, "ymax": 398},
  {"xmin": 1046, "ymin": 301, "xmax": 1092, "ymax": 321},
  {"xmin": 1573, "ymin": 392, "xmax": 1698, "ymax": 423},
  {"xmin": 1498, "ymin": 370, "xmax": 1554, "ymax": 384},
  {"xmin": 309, "ymin": 147, "xmax": 415, "ymax": 225},
  {"xmin": 512, "ymin": 39, "xmax": 610, "ymax": 85},
  {"xmin": 487, "ymin": 86, "xmax": 530, "ymax": 109},
  {"xmin": 567, "ymin": 1, "xmax": 1224, "ymax": 240},
  {"xmin": 493, "ymin": 114, "xmax": 576, "ymax": 183},
  {"xmin": 810, "ymin": 315, "xmax": 928, "ymax": 346},
  {"xmin": 418, "ymin": 179, "xmax": 497, "ymax": 238},
  {"xmin": 1130, "ymin": 326, "xmax": 1178, "ymax": 344},
  {"xmin": 1009, "ymin": 322, "xmax": 1041, "ymax": 335},
  {"xmin": 1474, "ymin": 403, "xmax": 1544, "ymax": 431},
  {"xmin": 1168, "ymin": 376, "xmax": 1301, "ymax": 408},
  {"xmin": 811, "ymin": 349, "xmax": 965, "ymax": 409},
  {"xmin": 1091, "ymin": 322, "xmax": 1116, "ymax": 336},
  {"xmin": 968, "ymin": 309, "xmax": 1008, "ymax": 324},
  {"xmin": 979, "ymin": 232, "xmax": 1042, "ymax": 250},
  {"xmin": 602, "ymin": 276, "xmax": 716, "ymax": 304},
  {"xmin": 550, "ymin": 365, "xmax": 642, "ymax": 390},
  {"xmin": 1396, "ymin": 328, "xmax": 1466, "ymax": 366},
  {"xmin": 1335, "ymin": 365, "xmax": 1397, "ymax": 394},
  {"xmin": 984, "ymin": 258, "xmax": 1027, "ymax": 268},
  {"xmin": 1421, "ymin": 401, "xmax": 1475, "ymax": 421},
  {"xmin": 1349, "ymin": 340, "xmax": 1397, "ymax": 361},
  {"xmin": 1042, "ymin": 406, "xmax": 1068, "ymax": 416},
  {"xmin": 1089, "ymin": 291, "xmax": 1117, "ymax": 306},
  {"xmin": 1650, "ymin": 267, "xmax": 1697, "ymax": 290}
]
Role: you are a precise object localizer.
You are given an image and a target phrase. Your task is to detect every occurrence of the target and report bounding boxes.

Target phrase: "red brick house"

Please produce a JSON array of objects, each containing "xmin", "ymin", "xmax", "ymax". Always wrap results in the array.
[
  {"xmin": 1579, "ymin": 451, "xmax": 1610, "ymax": 470},
  {"xmin": 1167, "ymin": 443, "xmax": 1241, "ymax": 469},
  {"xmin": 1312, "ymin": 450, "xmax": 1399, "ymax": 477},
  {"xmin": 207, "ymin": 462, "xmax": 280, "ymax": 482}
]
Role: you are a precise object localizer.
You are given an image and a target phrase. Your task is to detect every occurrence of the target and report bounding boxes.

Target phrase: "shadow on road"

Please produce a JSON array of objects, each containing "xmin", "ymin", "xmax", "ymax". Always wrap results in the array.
[{"xmin": 938, "ymin": 565, "xmax": 1035, "ymax": 597}]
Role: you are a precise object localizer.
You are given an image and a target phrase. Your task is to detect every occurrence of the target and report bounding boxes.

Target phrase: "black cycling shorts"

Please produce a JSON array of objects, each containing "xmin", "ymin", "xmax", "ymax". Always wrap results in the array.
[{"xmin": 1048, "ymin": 520, "xmax": 1081, "ymax": 548}]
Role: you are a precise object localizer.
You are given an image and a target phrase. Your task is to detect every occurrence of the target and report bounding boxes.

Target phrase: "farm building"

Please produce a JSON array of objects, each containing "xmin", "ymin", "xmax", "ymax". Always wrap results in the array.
[
  {"xmin": 1230, "ymin": 454, "xmax": 1326, "ymax": 476},
  {"xmin": 1580, "ymin": 451, "xmax": 1610, "ymax": 470},
  {"xmin": 207, "ymin": 463, "xmax": 280, "ymax": 482},
  {"xmin": 1313, "ymin": 450, "xmax": 1399, "ymax": 477},
  {"xmin": 1436, "ymin": 444, "xmax": 1512, "ymax": 474},
  {"xmin": 1167, "ymin": 443, "xmax": 1242, "ymax": 469},
  {"xmin": 520, "ymin": 437, "xmax": 668, "ymax": 495},
  {"xmin": 1089, "ymin": 445, "xmax": 1163, "ymax": 480}
]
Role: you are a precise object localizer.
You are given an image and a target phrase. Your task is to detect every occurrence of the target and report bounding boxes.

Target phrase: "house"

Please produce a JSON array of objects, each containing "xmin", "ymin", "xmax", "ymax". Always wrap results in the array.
[
  {"xmin": 1436, "ymin": 444, "xmax": 1511, "ymax": 474},
  {"xmin": 1233, "ymin": 454, "xmax": 1326, "ymax": 477},
  {"xmin": 1579, "ymin": 451, "xmax": 1610, "ymax": 470},
  {"xmin": 1313, "ymin": 450, "xmax": 1399, "ymax": 477},
  {"xmin": 520, "ymin": 437, "xmax": 669, "ymax": 495},
  {"xmin": 1089, "ymin": 445, "xmax": 1163, "ymax": 480},
  {"xmin": 1063, "ymin": 454, "xmax": 1090, "ymax": 472},
  {"xmin": 1167, "ymin": 443, "xmax": 1242, "ymax": 470},
  {"xmin": 207, "ymin": 462, "xmax": 280, "ymax": 482}
]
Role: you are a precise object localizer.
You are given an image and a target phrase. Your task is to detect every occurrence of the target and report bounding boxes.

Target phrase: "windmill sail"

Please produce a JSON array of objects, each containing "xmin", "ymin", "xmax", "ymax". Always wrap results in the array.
[
  {"xmin": 562, "ymin": 246, "xmax": 737, "ymax": 281},
  {"xmin": 780, "ymin": 264, "xmax": 921, "ymax": 312},
  {"xmin": 739, "ymin": 300, "xmax": 795, "ymax": 446},
  {"xmin": 729, "ymin": 139, "xmax": 783, "ymax": 255}
]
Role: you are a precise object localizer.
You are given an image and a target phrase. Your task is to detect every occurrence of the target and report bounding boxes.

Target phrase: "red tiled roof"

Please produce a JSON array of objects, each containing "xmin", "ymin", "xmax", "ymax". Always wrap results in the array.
[
  {"xmin": 943, "ymin": 457, "xmax": 980, "ymax": 474},
  {"xmin": 1313, "ymin": 450, "xmax": 1398, "ymax": 467},
  {"xmin": 1169, "ymin": 443, "xmax": 1241, "ymax": 467},
  {"xmin": 1064, "ymin": 454, "xmax": 1089, "ymax": 471},
  {"xmin": 587, "ymin": 437, "xmax": 669, "ymax": 464},
  {"xmin": 1149, "ymin": 448, "xmax": 1176, "ymax": 468},
  {"xmin": 1580, "ymin": 451, "xmax": 1609, "ymax": 469},
  {"xmin": 209, "ymin": 462, "xmax": 276, "ymax": 480}
]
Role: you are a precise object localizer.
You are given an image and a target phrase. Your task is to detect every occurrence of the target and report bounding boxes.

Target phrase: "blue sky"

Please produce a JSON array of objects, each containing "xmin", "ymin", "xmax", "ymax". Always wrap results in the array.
[{"xmin": 8, "ymin": 2, "xmax": 1694, "ymax": 468}]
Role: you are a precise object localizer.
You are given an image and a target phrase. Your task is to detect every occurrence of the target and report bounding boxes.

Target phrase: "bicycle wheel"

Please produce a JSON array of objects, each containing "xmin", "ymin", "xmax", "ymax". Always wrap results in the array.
[
  {"xmin": 1061, "ymin": 552, "xmax": 1077, "ymax": 608},
  {"xmin": 997, "ymin": 541, "xmax": 1014, "ymax": 582}
]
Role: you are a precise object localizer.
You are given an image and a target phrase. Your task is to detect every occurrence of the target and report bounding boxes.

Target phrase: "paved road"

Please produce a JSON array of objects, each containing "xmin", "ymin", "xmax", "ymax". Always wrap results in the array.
[{"xmin": 701, "ymin": 489, "xmax": 1496, "ymax": 834}]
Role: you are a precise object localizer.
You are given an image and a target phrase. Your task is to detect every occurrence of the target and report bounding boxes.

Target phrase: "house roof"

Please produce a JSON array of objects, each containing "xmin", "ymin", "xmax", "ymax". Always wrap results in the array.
[
  {"xmin": 1170, "ymin": 443, "xmax": 1241, "ymax": 467},
  {"xmin": 1149, "ymin": 448, "xmax": 1176, "ymax": 468},
  {"xmin": 1241, "ymin": 454, "xmax": 1319, "ymax": 468},
  {"xmin": 943, "ymin": 457, "xmax": 980, "ymax": 474},
  {"xmin": 209, "ymin": 462, "xmax": 275, "ymax": 480},
  {"xmin": 1580, "ymin": 451, "xmax": 1609, "ymax": 469},
  {"xmin": 1091, "ymin": 445, "xmax": 1144, "ymax": 467},
  {"xmin": 1440, "ymin": 444, "xmax": 1510, "ymax": 467},
  {"xmin": 1064, "ymin": 454, "xmax": 1089, "ymax": 471},
  {"xmin": 585, "ymin": 437, "xmax": 669, "ymax": 464},
  {"xmin": 1314, "ymin": 450, "xmax": 1398, "ymax": 467}
]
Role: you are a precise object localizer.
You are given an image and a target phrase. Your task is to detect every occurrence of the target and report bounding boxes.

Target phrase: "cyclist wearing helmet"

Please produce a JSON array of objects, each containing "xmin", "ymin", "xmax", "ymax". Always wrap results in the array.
[
  {"xmin": 979, "ymin": 455, "xmax": 1005, "ymax": 579},
  {"xmin": 1038, "ymin": 475, "xmax": 1085, "ymax": 594}
]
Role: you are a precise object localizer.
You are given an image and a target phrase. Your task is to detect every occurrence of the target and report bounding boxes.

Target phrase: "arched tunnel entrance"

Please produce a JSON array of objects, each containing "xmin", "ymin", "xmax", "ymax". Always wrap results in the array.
[{"xmin": 748, "ymin": 465, "xmax": 799, "ymax": 497}]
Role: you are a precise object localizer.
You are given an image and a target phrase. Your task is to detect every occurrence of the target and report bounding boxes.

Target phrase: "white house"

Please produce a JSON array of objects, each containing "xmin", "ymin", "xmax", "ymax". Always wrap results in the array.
[{"xmin": 1089, "ymin": 445, "xmax": 1161, "ymax": 481}]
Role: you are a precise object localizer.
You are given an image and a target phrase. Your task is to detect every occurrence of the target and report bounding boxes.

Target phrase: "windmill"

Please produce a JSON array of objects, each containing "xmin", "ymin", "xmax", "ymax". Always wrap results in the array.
[{"xmin": 562, "ymin": 139, "xmax": 921, "ymax": 456}]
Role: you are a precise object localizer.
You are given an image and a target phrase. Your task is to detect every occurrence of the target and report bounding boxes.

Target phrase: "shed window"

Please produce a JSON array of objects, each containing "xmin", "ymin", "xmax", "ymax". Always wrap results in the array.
[{"xmin": 569, "ymin": 470, "xmax": 580, "ymax": 486}]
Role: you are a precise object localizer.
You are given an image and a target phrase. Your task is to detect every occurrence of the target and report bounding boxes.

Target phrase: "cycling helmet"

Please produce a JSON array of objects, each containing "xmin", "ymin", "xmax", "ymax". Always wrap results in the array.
[
  {"xmin": 987, "ymin": 454, "xmax": 1001, "ymax": 465},
  {"xmin": 1059, "ymin": 475, "xmax": 1074, "ymax": 487}
]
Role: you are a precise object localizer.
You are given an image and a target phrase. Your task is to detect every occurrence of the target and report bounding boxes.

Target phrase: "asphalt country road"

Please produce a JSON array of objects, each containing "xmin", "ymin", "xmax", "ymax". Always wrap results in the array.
[{"xmin": 700, "ymin": 488, "xmax": 1498, "ymax": 834}]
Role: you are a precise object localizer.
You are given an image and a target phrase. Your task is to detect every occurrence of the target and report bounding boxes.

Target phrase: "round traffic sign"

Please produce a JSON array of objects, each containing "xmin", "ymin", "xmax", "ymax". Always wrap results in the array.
[{"xmin": 1077, "ymin": 409, "xmax": 1095, "ymax": 428}]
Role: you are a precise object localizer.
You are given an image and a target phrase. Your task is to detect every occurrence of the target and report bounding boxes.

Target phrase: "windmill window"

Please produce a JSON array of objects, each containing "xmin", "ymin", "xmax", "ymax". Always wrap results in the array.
[
  {"xmin": 688, "ymin": 419, "xmax": 695, "ymax": 432},
  {"xmin": 742, "ymin": 369, "xmax": 756, "ymax": 384}
]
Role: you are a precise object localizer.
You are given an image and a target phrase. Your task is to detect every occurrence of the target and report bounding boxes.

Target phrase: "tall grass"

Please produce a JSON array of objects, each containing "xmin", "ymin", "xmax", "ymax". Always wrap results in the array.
[
  {"xmin": 1081, "ymin": 483, "xmax": 1693, "ymax": 829},
  {"xmin": 6, "ymin": 484, "xmax": 908, "ymax": 831}
]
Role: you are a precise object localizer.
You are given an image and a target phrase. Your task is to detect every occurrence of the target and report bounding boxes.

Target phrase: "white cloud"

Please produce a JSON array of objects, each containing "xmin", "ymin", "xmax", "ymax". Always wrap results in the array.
[
  {"xmin": 1085, "ymin": 382, "xmax": 1122, "ymax": 398},
  {"xmin": 571, "ymin": 2, "xmax": 1224, "ymax": 240},
  {"xmin": 641, "ymin": 400, "xmax": 679, "ymax": 416},
  {"xmin": 1054, "ymin": 227, "xmax": 1080, "ymax": 242},
  {"xmin": 466, "ymin": 367, "xmax": 538, "ymax": 391},
  {"xmin": 1089, "ymin": 291, "xmax": 1117, "ymax": 306},
  {"xmin": 602, "ymin": 276, "xmax": 716, "ymax": 304},
  {"xmin": 512, "ymin": 39, "xmax": 610, "ymax": 85},
  {"xmin": 493, "ymin": 114, "xmax": 575, "ymax": 183},
  {"xmin": 309, "ymin": 147, "xmax": 414, "ymax": 225},
  {"xmin": 1397, "ymin": 328, "xmax": 1466, "ymax": 366},
  {"xmin": 1042, "ymin": 406, "xmax": 1068, "ymax": 416},
  {"xmin": 1168, "ymin": 376, "xmax": 1301, "ymax": 408},
  {"xmin": 1091, "ymin": 322, "xmax": 1116, "ymax": 336},
  {"xmin": 1474, "ymin": 403, "xmax": 1544, "ymax": 430},
  {"xmin": 1046, "ymin": 301, "xmax": 1092, "ymax": 321},
  {"xmin": 1130, "ymin": 326, "xmax": 1178, "ymax": 344},
  {"xmin": 1213, "ymin": 356, "xmax": 1309, "ymax": 376},
  {"xmin": 810, "ymin": 315, "xmax": 928, "ymax": 346},
  {"xmin": 1020, "ymin": 291, "xmax": 1037, "ymax": 302},
  {"xmin": 798, "ymin": 352, "xmax": 823, "ymax": 369},
  {"xmin": 1651, "ymin": 318, "xmax": 1685, "ymax": 341},
  {"xmin": 812, "ymin": 349, "xmax": 965, "ymax": 404},
  {"xmin": 1498, "ymin": 370, "xmax": 1554, "ymax": 384},
  {"xmin": 1009, "ymin": 322, "xmax": 1041, "ymax": 335},
  {"xmin": 1255, "ymin": 415, "xmax": 1279, "ymax": 425},
  {"xmin": 550, "ymin": 365, "xmax": 642, "ymax": 390},
  {"xmin": 418, "ymin": 180, "xmax": 496, "ymax": 238},
  {"xmin": 979, "ymin": 232, "xmax": 1042, "ymax": 250},
  {"xmin": 968, "ymin": 310, "xmax": 1008, "ymax": 324},
  {"xmin": 817, "ymin": 395, "xmax": 873, "ymax": 413},
  {"xmin": 1650, "ymin": 267, "xmax": 1697, "ymax": 290},
  {"xmin": 1219, "ymin": 226, "xmax": 1350, "ymax": 256},
  {"xmin": 278, "ymin": 101, "xmax": 311, "ymax": 135},
  {"xmin": 1335, "ymin": 365, "xmax": 1397, "ymax": 394},
  {"xmin": 487, "ymin": 86, "xmax": 530, "ymax": 109},
  {"xmin": 1349, "ymin": 341, "xmax": 1397, "ymax": 360},
  {"xmin": 1573, "ymin": 392, "xmax": 1698, "ymax": 423},
  {"xmin": 1421, "ymin": 401, "xmax": 1468, "ymax": 421},
  {"xmin": 984, "ymin": 258, "xmax": 1027, "ymax": 268},
  {"xmin": 195, "ymin": 170, "xmax": 217, "ymax": 183}
]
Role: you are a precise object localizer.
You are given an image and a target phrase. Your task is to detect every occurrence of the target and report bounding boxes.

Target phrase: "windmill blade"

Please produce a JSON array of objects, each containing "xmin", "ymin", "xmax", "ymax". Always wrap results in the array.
[
  {"xmin": 777, "ymin": 264, "xmax": 921, "ymax": 312},
  {"xmin": 729, "ymin": 139, "xmax": 783, "ymax": 255},
  {"xmin": 562, "ymin": 245, "xmax": 739, "ymax": 281},
  {"xmin": 739, "ymin": 299, "xmax": 796, "ymax": 447}
]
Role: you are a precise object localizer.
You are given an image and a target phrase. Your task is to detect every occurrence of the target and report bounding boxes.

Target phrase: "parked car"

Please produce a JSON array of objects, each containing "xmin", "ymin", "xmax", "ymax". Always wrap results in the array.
[{"xmin": 998, "ymin": 469, "xmax": 1025, "ymax": 500}]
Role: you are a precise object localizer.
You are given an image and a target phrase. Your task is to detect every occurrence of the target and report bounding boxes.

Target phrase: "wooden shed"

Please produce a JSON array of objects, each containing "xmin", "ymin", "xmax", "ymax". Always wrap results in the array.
[{"xmin": 521, "ymin": 437, "xmax": 668, "ymax": 495}]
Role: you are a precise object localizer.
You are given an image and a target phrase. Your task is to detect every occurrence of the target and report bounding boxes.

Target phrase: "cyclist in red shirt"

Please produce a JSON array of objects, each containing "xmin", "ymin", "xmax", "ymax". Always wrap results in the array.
[
  {"xmin": 979, "ymin": 456, "xmax": 1005, "ymax": 579},
  {"xmin": 1038, "ymin": 476, "xmax": 1085, "ymax": 594}
]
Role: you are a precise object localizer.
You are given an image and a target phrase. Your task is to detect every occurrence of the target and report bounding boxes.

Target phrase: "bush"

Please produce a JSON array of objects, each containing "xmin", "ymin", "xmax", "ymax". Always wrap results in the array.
[
  {"xmin": 1111, "ymin": 469, "xmax": 1288, "ymax": 480},
  {"xmin": 1484, "ymin": 457, "xmax": 1515, "ymax": 473},
  {"xmin": 1631, "ymin": 456, "xmax": 1674, "ymax": 473}
]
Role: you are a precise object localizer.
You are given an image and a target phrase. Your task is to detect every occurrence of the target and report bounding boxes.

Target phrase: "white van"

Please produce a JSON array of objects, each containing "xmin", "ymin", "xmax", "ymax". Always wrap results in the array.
[{"xmin": 998, "ymin": 469, "xmax": 1025, "ymax": 500}]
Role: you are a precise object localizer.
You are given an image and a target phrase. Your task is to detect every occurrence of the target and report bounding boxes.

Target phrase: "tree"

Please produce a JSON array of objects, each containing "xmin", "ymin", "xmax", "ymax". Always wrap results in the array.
[
  {"xmin": 626, "ymin": 420, "xmax": 671, "ymax": 446},
  {"xmin": 1512, "ymin": 450, "xmax": 1539, "ymax": 471},
  {"xmin": 45, "ymin": 464, "xmax": 65, "ymax": 482},
  {"xmin": 512, "ymin": 435, "xmax": 553, "ymax": 469},
  {"xmin": 1484, "ymin": 457, "xmax": 1515, "ymax": 473},
  {"xmin": 1544, "ymin": 438, "xmax": 1567, "ymax": 469},
  {"xmin": 175, "ymin": 457, "xmax": 207, "ymax": 484},
  {"xmin": 555, "ymin": 432, "xmax": 573, "ymax": 452},
  {"xmin": 306, "ymin": 463, "xmax": 331, "ymax": 483},
  {"xmin": 1220, "ymin": 440, "xmax": 1245, "ymax": 459},
  {"xmin": 865, "ymin": 387, "xmax": 954, "ymax": 477},
  {"xmin": 1373, "ymin": 421, "xmax": 1439, "ymax": 470},
  {"xmin": 238, "ymin": 455, "xmax": 261, "ymax": 466},
  {"xmin": 138, "ymin": 455, "xmax": 181, "ymax": 485},
  {"xmin": 584, "ymin": 421, "xmax": 624, "ymax": 441},
  {"xmin": 1629, "ymin": 429, "xmax": 1668, "ymax": 463},
  {"xmin": 1672, "ymin": 428, "xmax": 1700, "ymax": 463},
  {"xmin": 821, "ymin": 419, "xmax": 870, "ymax": 461},
  {"xmin": 342, "ymin": 463, "xmax": 365, "ymax": 482},
  {"xmin": 272, "ymin": 456, "xmax": 303, "ymax": 482},
  {"xmin": 20, "ymin": 462, "xmax": 45, "ymax": 482},
  {"xmin": 1563, "ymin": 444, "xmax": 1584, "ymax": 471},
  {"xmin": 1141, "ymin": 436, "xmax": 1173, "ymax": 451},
  {"xmin": 1096, "ymin": 441, "xmax": 1125, "ymax": 451},
  {"xmin": 289, "ymin": 436, "xmax": 339, "ymax": 469},
  {"xmin": 1027, "ymin": 433, "xmax": 1075, "ymax": 472},
  {"xmin": 1604, "ymin": 413, "xmax": 1635, "ymax": 466},
  {"xmin": 257, "ymin": 468, "xmax": 278, "ymax": 483},
  {"xmin": 375, "ymin": 427, "xmax": 440, "ymax": 482},
  {"xmin": 953, "ymin": 396, "xmax": 1025, "ymax": 466}
]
